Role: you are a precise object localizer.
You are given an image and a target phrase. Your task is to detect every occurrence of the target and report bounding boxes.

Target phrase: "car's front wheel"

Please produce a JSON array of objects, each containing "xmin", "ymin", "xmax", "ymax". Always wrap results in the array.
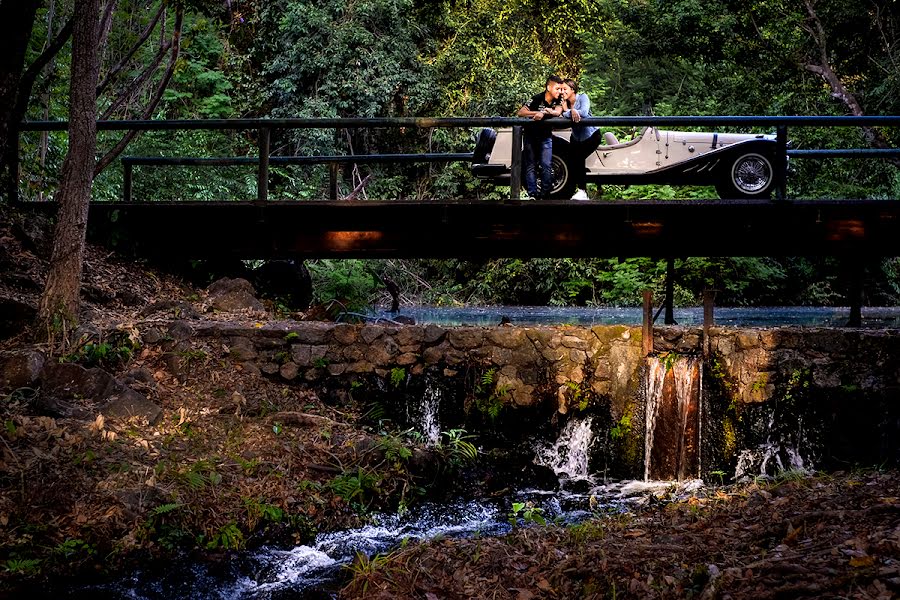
[{"xmin": 716, "ymin": 152, "xmax": 774, "ymax": 199}]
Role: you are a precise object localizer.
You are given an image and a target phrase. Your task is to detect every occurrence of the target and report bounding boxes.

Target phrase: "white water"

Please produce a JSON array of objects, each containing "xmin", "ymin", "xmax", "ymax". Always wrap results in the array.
[
  {"xmin": 404, "ymin": 381, "xmax": 442, "ymax": 447},
  {"xmin": 734, "ymin": 409, "xmax": 812, "ymax": 481},
  {"xmin": 533, "ymin": 416, "xmax": 596, "ymax": 479}
]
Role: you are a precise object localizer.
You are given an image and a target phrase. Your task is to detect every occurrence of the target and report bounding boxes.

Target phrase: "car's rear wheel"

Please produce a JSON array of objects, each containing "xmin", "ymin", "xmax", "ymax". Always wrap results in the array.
[
  {"xmin": 536, "ymin": 141, "xmax": 576, "ymax": 199},
  {"xmin": 472, "ymin": 128, "xmax": 496, "ymax": 164},
  {"xmin": 716, "ymin": 152, "xmax": 774, "ymax": 199}
]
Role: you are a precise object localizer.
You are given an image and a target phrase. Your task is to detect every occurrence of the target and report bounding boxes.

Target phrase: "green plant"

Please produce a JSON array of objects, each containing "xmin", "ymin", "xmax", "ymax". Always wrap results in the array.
[
  {"xmin": 389, "ymin": 367, "xmax": 406, "ymax": 388},
  {"xmin": 661, "ymin": 351, "xmax": 680, "ymax": 372},
  {"xmin": 508, "ymin": 501, "xmax": 546, "ymax": 527},
  {"xmin": 473, "ymin": 368, "xmax": 506, "ymax": 421},
  {"xmin": 243, "ymin": 497, "xmax": 284, "ymax": 529},
  {"xmin": 284, "ymin": 332, "xmax": 300, "ymax": 342},
  {"xmin": 610, "ymin": 413, "xmax": 632, "ymax": 440},
  {"xmin": 439, "ymin": 429, "xmax": 479, "ymax": 467},
  {"xmin": 3, "ymin": 558, "xmax": 41, "ymax": 576},
  {"xmin": 206, "ymin": 522, "xmax": 244, "ymax": 550},
  {"xmin": 379, "ymin": 434, "xmax": 413, "ymax": 466},
  {"xmin": 709, "ymin": 470, "xmax": 727, "ymax": 486},
  {"xmin": 330, "ymin": 467, "xmax": 381, "ymax": 510},
  {"xmin": 274, "ymin": 351, "xmax": 290, "ymax": 364},
  {"xmin": 342, "ymin": 551, "xmax": 399, "ymax": 596},
  {"xmin": 312, "ymin": 357, "xmax": 329, "ymax": 369},
  {"xmin": 52, "ymin": 538, "xmax": 95, "ymax": 560}
]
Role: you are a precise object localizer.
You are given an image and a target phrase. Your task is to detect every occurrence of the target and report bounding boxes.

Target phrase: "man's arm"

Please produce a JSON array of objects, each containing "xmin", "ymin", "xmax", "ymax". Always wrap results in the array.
[{"xmin": 518, "ymin": 103, "xmax": 547, "ymax": 120}]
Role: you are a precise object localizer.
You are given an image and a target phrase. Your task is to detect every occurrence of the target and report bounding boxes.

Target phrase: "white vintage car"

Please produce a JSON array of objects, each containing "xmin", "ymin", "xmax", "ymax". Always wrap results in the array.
[{"xmin": 471, "ymin": 125, "xmax": 781, "ymax": 199}]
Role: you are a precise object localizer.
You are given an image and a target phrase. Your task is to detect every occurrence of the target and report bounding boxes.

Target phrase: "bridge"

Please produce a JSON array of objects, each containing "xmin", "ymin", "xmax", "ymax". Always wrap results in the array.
[{"xmin": 10, "ymin": 115, "xmax": 900, "ymax": 260}]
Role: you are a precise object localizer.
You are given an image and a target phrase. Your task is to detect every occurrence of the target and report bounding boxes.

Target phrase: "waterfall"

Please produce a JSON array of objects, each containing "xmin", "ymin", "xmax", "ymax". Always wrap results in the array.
[
  {"xmin": 407, "ymin": 384, "xmax": 442, "ymax": 447},
  {"xmin": 734, "ymin": 408, "xmax": 812, "ymax": 481},
  {"xmin": 644, "ymin": 355, "xmax": 703, "ymax": 481},
  {"xmin": 534, "ymin": 416, "xmax": 596, "ymax": 479}
]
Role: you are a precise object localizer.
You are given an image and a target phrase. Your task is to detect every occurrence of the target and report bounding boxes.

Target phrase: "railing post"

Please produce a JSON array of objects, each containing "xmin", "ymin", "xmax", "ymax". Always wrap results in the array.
[
  {"xmin": 703, "ymin": 289, "xmax": 716, "ymax": 357},
  {"xmin": 509, "ymin": 125, "xmax": 523, "ymax": 202},
  {"xmin": 642, "ymin": 289, "xmax": 654, "ymax": 356},
  {"xmin": 123, "ymin": 161, "xmax": 133, "ymax": 202},
  {"xmin": 257, "ymin": 126, "xmax": 270, "ymax": 205},
  {"xmin": 329, "ymin": 127, "xmax": 340, "ymax": 200},
  {"xmin": 775, "ymin": 124, "xmax": 788, "ymax": 201}
]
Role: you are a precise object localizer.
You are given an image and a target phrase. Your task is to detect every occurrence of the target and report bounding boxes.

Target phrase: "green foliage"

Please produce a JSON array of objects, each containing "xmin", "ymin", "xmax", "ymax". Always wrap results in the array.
[
  {"xmin": 389, "ymin": 367, "xmax": 406, "ymax": 389},
  {"xmin": 438, "ymin": 429, "xmax": 479, "ymax": 467},
  {"xmin": 206, "ymin": 522, "xmax": 245, "ymax": 550},
  {"xmin": 508, "ymin": 501, "xmax": 546, "ymax": 528},
  {"xmin": 330, "ymin": 467, "xmax": 381, "ymax": 510},
  {"xmin": 307, "ymin": 260, "xmax": 378, "ymax": 313},
  {"xmin": 472, "ymin": 368, "xmax": 506, "ymax": 421},
  {"xmin": 3, "ymin": 558, "xmax": 42, "ymax": 576},
  {"xmin": 243, "ymin": 497, "xmax": 284, "ymax": 529},
  {"xmin": 610, "ymin": 412, "xmax": 632, "ymax": 441}
]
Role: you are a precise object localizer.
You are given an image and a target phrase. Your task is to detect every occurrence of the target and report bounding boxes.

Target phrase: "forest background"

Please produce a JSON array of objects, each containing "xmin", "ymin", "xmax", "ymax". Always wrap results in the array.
[{"xmin": 12, "ymin": 0, "xmax": 900, "ymax": 311}]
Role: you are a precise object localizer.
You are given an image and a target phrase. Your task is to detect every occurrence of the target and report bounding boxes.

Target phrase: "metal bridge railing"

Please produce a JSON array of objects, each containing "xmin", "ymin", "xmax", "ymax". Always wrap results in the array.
[{"xmin": 14, "ymin": 115, "xmax": 900, "ymax": 203}]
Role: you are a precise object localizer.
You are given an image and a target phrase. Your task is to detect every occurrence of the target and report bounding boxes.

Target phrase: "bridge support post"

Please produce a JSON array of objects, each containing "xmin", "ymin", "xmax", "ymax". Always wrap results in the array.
[
  {"xmin": 509, "ymin": 126, "xmax": 523, "ymax": 202},
  {"xmin": 123, "ymin": 162, "xmax": 133, "ymax": 202},
  {"xmin": 6, "ymin": 132, "xmax": 18, "ymax": 203},
  {"xmin": 643, "ymin": 290, "xmax": 654, "ymax": 356},
  {"xmin": 257, "ymin": 127, "xmax": 270, "ymax": 205},
  {"xmin": 329, "ymin": 128, "xmax": 340, "ymax": 200},
  {"xmin": 847, "ymin": 261, "xmax": 863, "ymax": 327}
]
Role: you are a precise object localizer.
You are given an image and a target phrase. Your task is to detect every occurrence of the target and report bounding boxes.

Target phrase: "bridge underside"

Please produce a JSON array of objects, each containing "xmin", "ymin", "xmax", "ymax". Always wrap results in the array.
[{"xmin": 20, "ymin": 199, "xmax": 900, "ymax": 259}]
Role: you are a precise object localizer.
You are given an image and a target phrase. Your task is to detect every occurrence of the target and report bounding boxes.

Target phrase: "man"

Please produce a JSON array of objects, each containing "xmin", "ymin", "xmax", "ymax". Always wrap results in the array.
[{"xmin": 517, "ymin": 75, "xmax": 564, "ymax": 199}]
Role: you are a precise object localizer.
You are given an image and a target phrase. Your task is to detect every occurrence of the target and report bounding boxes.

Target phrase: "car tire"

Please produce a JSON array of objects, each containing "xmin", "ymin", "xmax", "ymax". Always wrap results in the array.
[
  {"xmin": 716, "ymin": 151, "xmax": 774, "ymax": 199},
  {"xmin": 472, "ymin": 128, "xmax": 496, "ymax": 164}
]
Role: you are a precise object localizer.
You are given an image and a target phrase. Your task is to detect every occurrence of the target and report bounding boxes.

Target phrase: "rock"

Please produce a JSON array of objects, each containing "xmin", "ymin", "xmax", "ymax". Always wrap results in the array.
[
  {"xmin": 207, "ymin": 277, "xmax": 265, "ymax": 312},
  {"xmin": 138, "ymin": 300, "xmax": 201, "ymax": 320},
  {"xmin": 0, "ymin": 350, "xmax": 45, "ymax": 390},
  {"xmin": 36, "ymin": 362, "xmax": 160, "ymax": 423},
  {"xmin": 280, "ymin": 362, "xmax": 299, "ymax": 381},
  {"xmin": 100, "ymin": 385, "xmax": 162, "ymax": 424},
  {"xmin": 0, "ymin": 297, "xmax": 36, "ymax": 341}
]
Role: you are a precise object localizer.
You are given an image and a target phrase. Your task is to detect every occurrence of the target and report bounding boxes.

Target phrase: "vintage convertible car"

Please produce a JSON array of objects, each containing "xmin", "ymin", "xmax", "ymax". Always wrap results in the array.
[{"xmin": 471, "ymin": 125, "xmax": 781, "ymax": 199}]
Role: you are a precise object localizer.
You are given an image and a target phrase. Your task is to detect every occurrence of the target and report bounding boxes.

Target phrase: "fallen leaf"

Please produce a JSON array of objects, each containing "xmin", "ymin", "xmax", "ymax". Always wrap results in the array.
[
  {"xmin": 537, "ymin": 578, "xmax": 552, "ymax": 591},
  {"xmin": 850, "ymin": 555, "xmax": 876, "ymax": 568}
]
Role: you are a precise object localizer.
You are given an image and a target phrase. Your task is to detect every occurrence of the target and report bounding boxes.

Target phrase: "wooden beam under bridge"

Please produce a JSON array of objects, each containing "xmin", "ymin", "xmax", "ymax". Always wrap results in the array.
[{"xmin": 19, "ymin": 198, "xmax": 900, "ymax": 260}]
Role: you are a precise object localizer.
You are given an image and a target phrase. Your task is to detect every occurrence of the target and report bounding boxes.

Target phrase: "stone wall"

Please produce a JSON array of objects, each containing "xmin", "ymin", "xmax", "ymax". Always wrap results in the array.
[{"xmin": 169, "ymin": 320, "xmax": 900, "ymax": 414}]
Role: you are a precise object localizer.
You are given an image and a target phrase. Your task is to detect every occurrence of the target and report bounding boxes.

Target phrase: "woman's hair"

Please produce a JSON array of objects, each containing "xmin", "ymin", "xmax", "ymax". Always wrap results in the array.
[{"xmin": 564, "ymin": 78, "xmax": 579, "ymax": 93}]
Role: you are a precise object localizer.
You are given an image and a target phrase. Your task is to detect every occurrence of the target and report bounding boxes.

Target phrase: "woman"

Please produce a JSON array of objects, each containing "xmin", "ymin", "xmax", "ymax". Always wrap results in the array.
[{"xmin": 561, "ymin": 78, "xmax": 604, "ymax": 200}]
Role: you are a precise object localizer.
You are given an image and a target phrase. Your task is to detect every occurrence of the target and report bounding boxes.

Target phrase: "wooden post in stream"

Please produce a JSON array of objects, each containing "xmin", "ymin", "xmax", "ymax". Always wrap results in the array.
[
  {"xmin": 703, "ymin": 289, "xmax": 716, "ymax": 357},
  {"xmin": 642, "ymin": 290, "xmax": 653, "ymax": 356}
]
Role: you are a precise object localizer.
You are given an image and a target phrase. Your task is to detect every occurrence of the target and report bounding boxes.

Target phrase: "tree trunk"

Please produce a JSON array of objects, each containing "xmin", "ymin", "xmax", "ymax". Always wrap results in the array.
[
  {"xmin": 37, "ymin": 0, "xmax": 101, "ymax": 342},
  {"xmin": 0, "ymin": 1, "xmax": 39, "ymax": 201}
]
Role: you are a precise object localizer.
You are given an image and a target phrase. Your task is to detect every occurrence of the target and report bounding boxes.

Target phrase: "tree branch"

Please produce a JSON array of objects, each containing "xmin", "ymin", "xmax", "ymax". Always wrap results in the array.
[
  {"xmin": 100, "ymin": 37, "xmax": 170, "ymax": 120},
  {"xmin": 94, "ymin": 8, "xmax": 183, "ymax": 177},
  {"xmin": 97, "ymin": 2, "xmax": 165, "ymax": 95},
  {"xmin": 12, "ymin": 16, "xmax": 74, "ymax": 126},
  {"xmin": 801, "ymin": 0, "xmax": 900, "ymax": 167}
]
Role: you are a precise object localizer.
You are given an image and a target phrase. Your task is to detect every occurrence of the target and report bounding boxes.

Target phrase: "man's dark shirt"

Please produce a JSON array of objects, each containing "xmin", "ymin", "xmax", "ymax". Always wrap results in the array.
[{"xmin": 523, "ymin": 92, "xmax": 561, "ymax": 138}]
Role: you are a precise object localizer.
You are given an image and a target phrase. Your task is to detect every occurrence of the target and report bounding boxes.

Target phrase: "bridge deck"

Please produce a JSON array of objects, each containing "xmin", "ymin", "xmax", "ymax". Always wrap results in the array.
[{"xmin": 21, "ymin": 198, "xmax": 900, "ymax": 259}]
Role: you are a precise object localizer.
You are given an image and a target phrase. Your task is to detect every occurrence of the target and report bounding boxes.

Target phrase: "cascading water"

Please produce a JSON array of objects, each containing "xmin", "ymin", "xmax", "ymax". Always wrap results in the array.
[
  {"xmin": 644, "ymin": 355, "xmax": 703, "ymax": 481},
  {"xmin": 533, "ymin": 416, "xmax": 596, "ymax": 480},
  {"xmin": 734, "ymin": 407, "xmax": 812, "ymax": 481},
  {"xmin": 406, "ymin": 382, "xmax": 442, "ymax": 447}
]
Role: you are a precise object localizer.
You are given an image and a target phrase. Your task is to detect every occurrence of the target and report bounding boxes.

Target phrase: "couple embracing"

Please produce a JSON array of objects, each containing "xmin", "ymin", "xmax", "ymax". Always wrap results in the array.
[{"xmin": 516, "ymin": 75, "xmax": 604, "ymax": 200}]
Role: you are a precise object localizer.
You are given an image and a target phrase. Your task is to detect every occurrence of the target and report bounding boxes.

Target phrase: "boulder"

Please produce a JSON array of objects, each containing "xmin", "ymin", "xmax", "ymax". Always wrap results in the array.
[
  {"xmin": 36, "ymin": 362, "xmax": 161, "ymax": 423},
  {"xmin": 0, "ymin": 350, "xmax": 45, "ymax": 390},
  {"xmin": 206, "ymin": 277, "xmax": 265, "ymax": 312}
]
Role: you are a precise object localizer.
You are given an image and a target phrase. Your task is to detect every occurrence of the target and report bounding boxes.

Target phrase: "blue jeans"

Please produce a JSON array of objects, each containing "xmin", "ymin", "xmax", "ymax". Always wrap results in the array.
[{"xmin": 524, "ymin": 135, "xmax": 553, "ymax": 197}]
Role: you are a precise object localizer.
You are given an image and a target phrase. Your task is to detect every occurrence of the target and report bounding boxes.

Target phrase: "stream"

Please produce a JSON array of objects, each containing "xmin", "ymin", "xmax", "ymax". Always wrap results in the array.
[
  {"xmin": 367, "ymin": 305, "xmax": 900, "ymax": 328},
  {"xmin": 57, "ymin": 418, "xmax": 698, "ymax": 599}
]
